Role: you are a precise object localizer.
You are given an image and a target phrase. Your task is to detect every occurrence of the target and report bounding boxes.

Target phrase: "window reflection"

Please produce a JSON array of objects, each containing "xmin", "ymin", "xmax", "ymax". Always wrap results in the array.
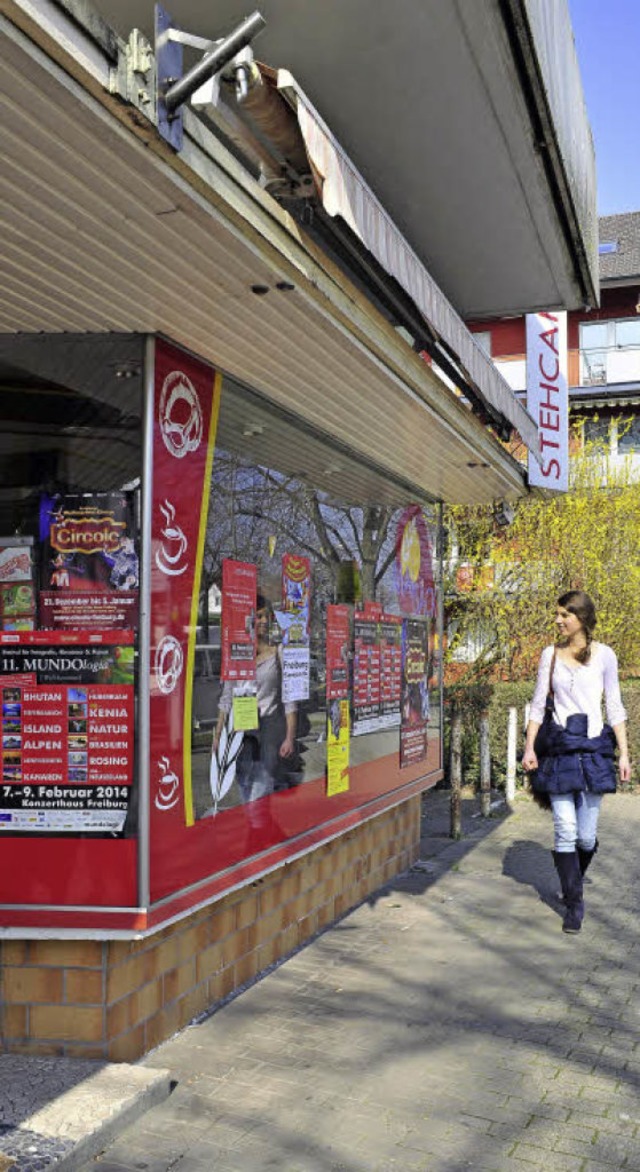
[{"xmin": 190, "ymin": 378, "xmax": 442, "ymax": 821}]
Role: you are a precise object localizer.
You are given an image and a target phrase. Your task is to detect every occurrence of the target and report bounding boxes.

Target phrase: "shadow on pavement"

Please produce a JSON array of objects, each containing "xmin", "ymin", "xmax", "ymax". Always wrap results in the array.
[
  {"xmin": 502, "ymin": 837, "xmax": 564, "ymax": 918},
  {"xmin": 380, "ymin": 784, "xmax": 514, "ymax": 898},
  {"xmin": 75, "ymin": 792, "xmax": 640, "ymax": 1172}
]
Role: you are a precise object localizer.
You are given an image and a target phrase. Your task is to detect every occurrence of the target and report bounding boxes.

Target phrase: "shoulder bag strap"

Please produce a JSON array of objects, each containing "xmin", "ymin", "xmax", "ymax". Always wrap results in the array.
[
  {"xmin": 548, "ymin": 647, "xmax": 557, "ymax": 697},
  {"xmin": 545, "ymin": 647, "xmax": 557, "ymax": 717}
]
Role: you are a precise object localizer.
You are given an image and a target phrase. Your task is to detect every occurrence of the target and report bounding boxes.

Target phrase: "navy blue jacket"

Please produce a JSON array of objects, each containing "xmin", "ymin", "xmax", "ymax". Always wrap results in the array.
[{"xmin": 532, "ymin": 712, "xmax": 617, "ymax": 796}]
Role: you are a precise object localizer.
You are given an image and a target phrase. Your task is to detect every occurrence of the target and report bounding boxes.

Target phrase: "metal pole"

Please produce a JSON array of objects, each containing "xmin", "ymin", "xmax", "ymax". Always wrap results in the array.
[
  {"xmin": 437, "ymin": 504, "xmax": 445, "ymax": 775},
  {"xmin": 506, "ymin": 706, "xmax": 517, "ymax": 804},
  {"xmin": 450, "ymin": 704, "xmax": 462, "ymax": 839},
  {"xmin": 137, "ymin": 334, "xmax": 155, "ymax": 912},
  {"xmin": 480, "ymin": 710, "xmax": 491, "ymax": 816},
  {"xmin": 164, "ymin": 12, "xmax": 266, "ymax": 114}
]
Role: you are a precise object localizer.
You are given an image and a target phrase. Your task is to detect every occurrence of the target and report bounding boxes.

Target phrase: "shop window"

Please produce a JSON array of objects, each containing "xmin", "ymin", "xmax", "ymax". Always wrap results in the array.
[
  {"xmin": 0, "ymin": 334, "xmax": 143, "ymax": 839},
  {"xmin": 0, "ymin": 336, "xmax": 443, "ymax": 920},
  {"xmin": 189, "ymin": 376, "xmax": 442, "ymax": 824}
]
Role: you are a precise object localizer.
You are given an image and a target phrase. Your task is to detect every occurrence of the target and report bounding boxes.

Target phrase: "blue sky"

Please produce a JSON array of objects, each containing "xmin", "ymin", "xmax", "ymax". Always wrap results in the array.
[{"xmin": 568, "ymin": 0, "xmax": 640, "ymax": 216}]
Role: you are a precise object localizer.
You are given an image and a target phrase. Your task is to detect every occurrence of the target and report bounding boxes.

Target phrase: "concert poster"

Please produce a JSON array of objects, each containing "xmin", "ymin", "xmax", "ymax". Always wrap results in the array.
[
  {"xmin": 400, "ymin": 618, "xmax": 429, "ymax": 768},
  {"xmin": 39, "ymin": 492, "xmax": 138, "ymax": 631}
]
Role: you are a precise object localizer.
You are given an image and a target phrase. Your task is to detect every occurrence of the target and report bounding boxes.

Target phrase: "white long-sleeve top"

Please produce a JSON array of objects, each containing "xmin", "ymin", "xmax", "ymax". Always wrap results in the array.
[
  {"xmin": 218, "ymin": 648, "xmax": 297, "ymax": 718},
  {"xmin": 530, "ymin": 643, "xmax": 626, "ymax": 738}
]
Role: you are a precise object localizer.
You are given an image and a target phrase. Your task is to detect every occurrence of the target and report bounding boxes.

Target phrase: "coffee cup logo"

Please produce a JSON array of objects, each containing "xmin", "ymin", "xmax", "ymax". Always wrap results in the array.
[
  {"xmin": 159, "ymin": 371, "xmax": 203, "ymax": 459},
  {"xmin": 154, "ymin": 635, "xmax": 184, "ymax": 695},
  {"xmin": 155, "ymin": 499, "xmax": 188, "ymax": 577},
  {"xmin": 155, "ymin": 755, "xmax": 180, "ymax": 810}
]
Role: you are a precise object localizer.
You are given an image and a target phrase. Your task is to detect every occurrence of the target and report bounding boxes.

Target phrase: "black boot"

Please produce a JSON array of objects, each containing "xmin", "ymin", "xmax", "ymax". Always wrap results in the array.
[
  {"xmin": 577, "ymin": 838, "xmax": 598, "ymax": 880},
  {"xmin": 553, "ymin": 851, "xmax": 584, "ymax": 934}
]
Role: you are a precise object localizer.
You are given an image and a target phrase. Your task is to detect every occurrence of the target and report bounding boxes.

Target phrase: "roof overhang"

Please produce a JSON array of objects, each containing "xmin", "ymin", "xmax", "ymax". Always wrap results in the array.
[
  {"xmin": 570, "ymin": 384, "xmax": 640, "ymax": 411},
  {"xmin": 0, "ymin": 2, "xmax": 532, "ymax": 504},
  {"xmin": 93, "ymin": 0, "xmax": 599, "ymax": 317}
]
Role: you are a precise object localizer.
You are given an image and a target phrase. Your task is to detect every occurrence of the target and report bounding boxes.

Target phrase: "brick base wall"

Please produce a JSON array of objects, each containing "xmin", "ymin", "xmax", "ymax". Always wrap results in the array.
[{"xmin": 1, "ymin": 796, "xmax": 421, "ymax": 1061}]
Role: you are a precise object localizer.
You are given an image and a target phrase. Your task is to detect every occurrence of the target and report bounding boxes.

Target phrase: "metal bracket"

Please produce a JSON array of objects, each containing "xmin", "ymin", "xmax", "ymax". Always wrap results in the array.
[
  {"xmin": 162, "ymin": 30, "xmax": 222, "ymax": 53},
  {"xmin": 155, "ymin": 4, "xmax": 184, "ymax": 151},
  {"xmin": 109, "ymin": 26, "xmax": 156, "ymax": 117},
  {"xmin": 154, "ymin": 4, "xmax": 266, "ymax": 151}
]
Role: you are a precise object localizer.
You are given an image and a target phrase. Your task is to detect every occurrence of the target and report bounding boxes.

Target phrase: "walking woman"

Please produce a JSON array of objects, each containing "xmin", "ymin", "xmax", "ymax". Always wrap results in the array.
[{"xmin": 522, "ymin": 590, "xmax": 630, "ymax": 934}]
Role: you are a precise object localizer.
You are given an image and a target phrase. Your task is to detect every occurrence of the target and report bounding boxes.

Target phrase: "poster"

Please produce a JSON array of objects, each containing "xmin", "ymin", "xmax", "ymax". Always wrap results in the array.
[
  {"xmin": 0, "ymin": 630, "xmax": 134, "ymax": 832},
  {"xmin": 326, "ymin": 604, "xmax": 350, "ymax": 699},
  {"xmin": 0, "ymin": 542, "xmax": 33, "ymax": 582},
  {"xmin": 278, "ymin": 554, "xmax": 311, "ymax": 703},
  {"xmin": 232, "ymin": 682, "xmax": 259, "ymax": 731},
  {"xmin": 400, "ymin": 618, "xmax": 429, "ymax": 768},
  {"xmin": 352, "ymin": 611, "xmax": 381, "ymax": 736},
  {"xmin": 220, "ymin": 560, "xmax": 257, "ymax": 681},
  {"xmin": 379, "ymin": 614, "xmax": 403, "ymax": 728},
  {"xmin": 394, "ymin": 506, "xmax": 437, "ymax": 618},
  {"xmin": 281, "ymin": 644, "xmax": 310, "ymax": 704},
  {"xmin": 363, "ymin": 600, "xmax": 383, "ymax": 620},
  {"xmin": 326, "ymin": 698, "xmax": 350, "ymax": 796},
  {"xmin": 280, "ymin": 554, "xmax": 311, "ymax": 644},
  {"xmin": 0, "ymin": 538, "xmax": 36, "ymax": 631},
  {"xmin": 149, "ymin": 340, "xmax": 223, "ymax": 847},
  {"xmin": 39, "ymin": 492, "xmax": 138, "ymax": 630},
  {"xmin": 1, "ymin": 584, "xmax": 36, "ymax": 631}
]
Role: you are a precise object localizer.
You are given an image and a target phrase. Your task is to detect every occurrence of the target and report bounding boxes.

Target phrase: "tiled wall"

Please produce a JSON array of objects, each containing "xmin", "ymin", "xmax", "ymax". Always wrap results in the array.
[{"xmin": 0, "ymin": 796, "xmax": 421, "ymax": 1060}]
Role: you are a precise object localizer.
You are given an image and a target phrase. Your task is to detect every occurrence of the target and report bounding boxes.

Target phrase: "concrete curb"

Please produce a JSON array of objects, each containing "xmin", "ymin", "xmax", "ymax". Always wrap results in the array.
[{"xmin": 0, "ymin": 1056, "xmax": 174, "ymax": 1171}]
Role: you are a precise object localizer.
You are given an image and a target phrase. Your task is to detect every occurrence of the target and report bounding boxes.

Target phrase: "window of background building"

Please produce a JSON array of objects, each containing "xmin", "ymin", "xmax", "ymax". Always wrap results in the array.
[
  {"xmin": 617, "ymin": 415, "xmax": 640, "ymax": 455},
  {"xmin": 614, "ymin": 320, "xmax": 640, "ymax": 349},
  {"xmin": 583, "ymin": 416, "xmax": 611, "ymax": 447},
  {"xmin": 580, "ymin": 319, "xmax": 640, "ymax": 387},
  {"xmin": 579, "ymin": 322, "xmax": 608, "ymax": 385}
]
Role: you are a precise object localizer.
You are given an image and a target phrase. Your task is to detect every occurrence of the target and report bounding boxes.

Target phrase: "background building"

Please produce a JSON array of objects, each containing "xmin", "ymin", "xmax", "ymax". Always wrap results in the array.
[{"xmin": 469, "ymin": 211, "xmax": 640, "ymax": 472}]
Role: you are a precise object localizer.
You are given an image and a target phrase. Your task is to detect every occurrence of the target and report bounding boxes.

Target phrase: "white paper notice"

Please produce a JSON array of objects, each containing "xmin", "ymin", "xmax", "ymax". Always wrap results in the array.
[{"xmin": 281, "ymin": 645, "xmax": 310, "ymax": 704}]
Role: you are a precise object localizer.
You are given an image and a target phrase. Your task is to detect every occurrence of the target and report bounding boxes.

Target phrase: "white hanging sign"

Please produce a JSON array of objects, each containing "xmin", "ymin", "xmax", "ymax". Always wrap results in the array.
[{"xmin": 526, "ymin": 311, "xmax": 569, "ymax": 492}]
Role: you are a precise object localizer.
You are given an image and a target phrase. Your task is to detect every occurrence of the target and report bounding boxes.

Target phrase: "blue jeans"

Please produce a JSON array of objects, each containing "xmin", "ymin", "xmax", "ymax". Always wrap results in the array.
[{"xmin": 550, "ymin": 792, "xmax": 602, "ymax": 853}]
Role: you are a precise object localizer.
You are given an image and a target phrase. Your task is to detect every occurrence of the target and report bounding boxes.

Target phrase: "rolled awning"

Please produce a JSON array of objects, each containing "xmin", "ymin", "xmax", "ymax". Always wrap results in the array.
[{"xmin": 276, "ymin": 69, "xmax": 541, "ymax": 459}]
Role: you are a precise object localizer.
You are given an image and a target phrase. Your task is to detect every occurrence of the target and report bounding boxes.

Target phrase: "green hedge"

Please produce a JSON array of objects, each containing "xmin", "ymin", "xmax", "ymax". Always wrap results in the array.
[{"xmin": 444, "ymin": 678, "xmax": 640, "ymax": 791}]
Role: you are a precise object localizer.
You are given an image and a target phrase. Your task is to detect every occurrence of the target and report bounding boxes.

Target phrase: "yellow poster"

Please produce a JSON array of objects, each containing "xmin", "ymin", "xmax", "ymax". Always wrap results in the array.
[
  {"xmin": 232, "ymin": 689, "xmax": 259, "ymax": 731},
  {"xmin": 327, "ymin": 699, "xmax": 350, "ymax": 796}
]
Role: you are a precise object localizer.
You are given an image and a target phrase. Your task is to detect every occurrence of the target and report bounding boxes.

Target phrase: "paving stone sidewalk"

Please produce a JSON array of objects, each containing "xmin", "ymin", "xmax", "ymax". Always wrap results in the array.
[{"xmin": 77, "ymin": 790, "xmax": 640, "ymax": 1172}]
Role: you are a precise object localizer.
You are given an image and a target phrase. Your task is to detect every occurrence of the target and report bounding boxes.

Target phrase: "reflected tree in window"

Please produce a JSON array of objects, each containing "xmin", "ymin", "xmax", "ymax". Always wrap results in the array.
[{"xmin": 201, "ymin": 450, "xmax": 402, "ymax": 623}]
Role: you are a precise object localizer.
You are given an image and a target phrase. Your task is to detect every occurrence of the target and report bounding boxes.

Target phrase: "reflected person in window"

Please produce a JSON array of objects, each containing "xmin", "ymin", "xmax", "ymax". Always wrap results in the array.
[{"xmin": 213, "ymin": 595, "xmax": 297, "ymax": 803}]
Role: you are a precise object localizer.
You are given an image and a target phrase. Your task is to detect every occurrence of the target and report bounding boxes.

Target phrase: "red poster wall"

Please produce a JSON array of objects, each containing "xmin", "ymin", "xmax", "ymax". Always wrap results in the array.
[
  {"xmin": 147, "ymin": 350, "xmax": 443, "ymax": 907},
  {"xmin": 0, "ymin": 339, "xmax": 444, "ymax": 930}
]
